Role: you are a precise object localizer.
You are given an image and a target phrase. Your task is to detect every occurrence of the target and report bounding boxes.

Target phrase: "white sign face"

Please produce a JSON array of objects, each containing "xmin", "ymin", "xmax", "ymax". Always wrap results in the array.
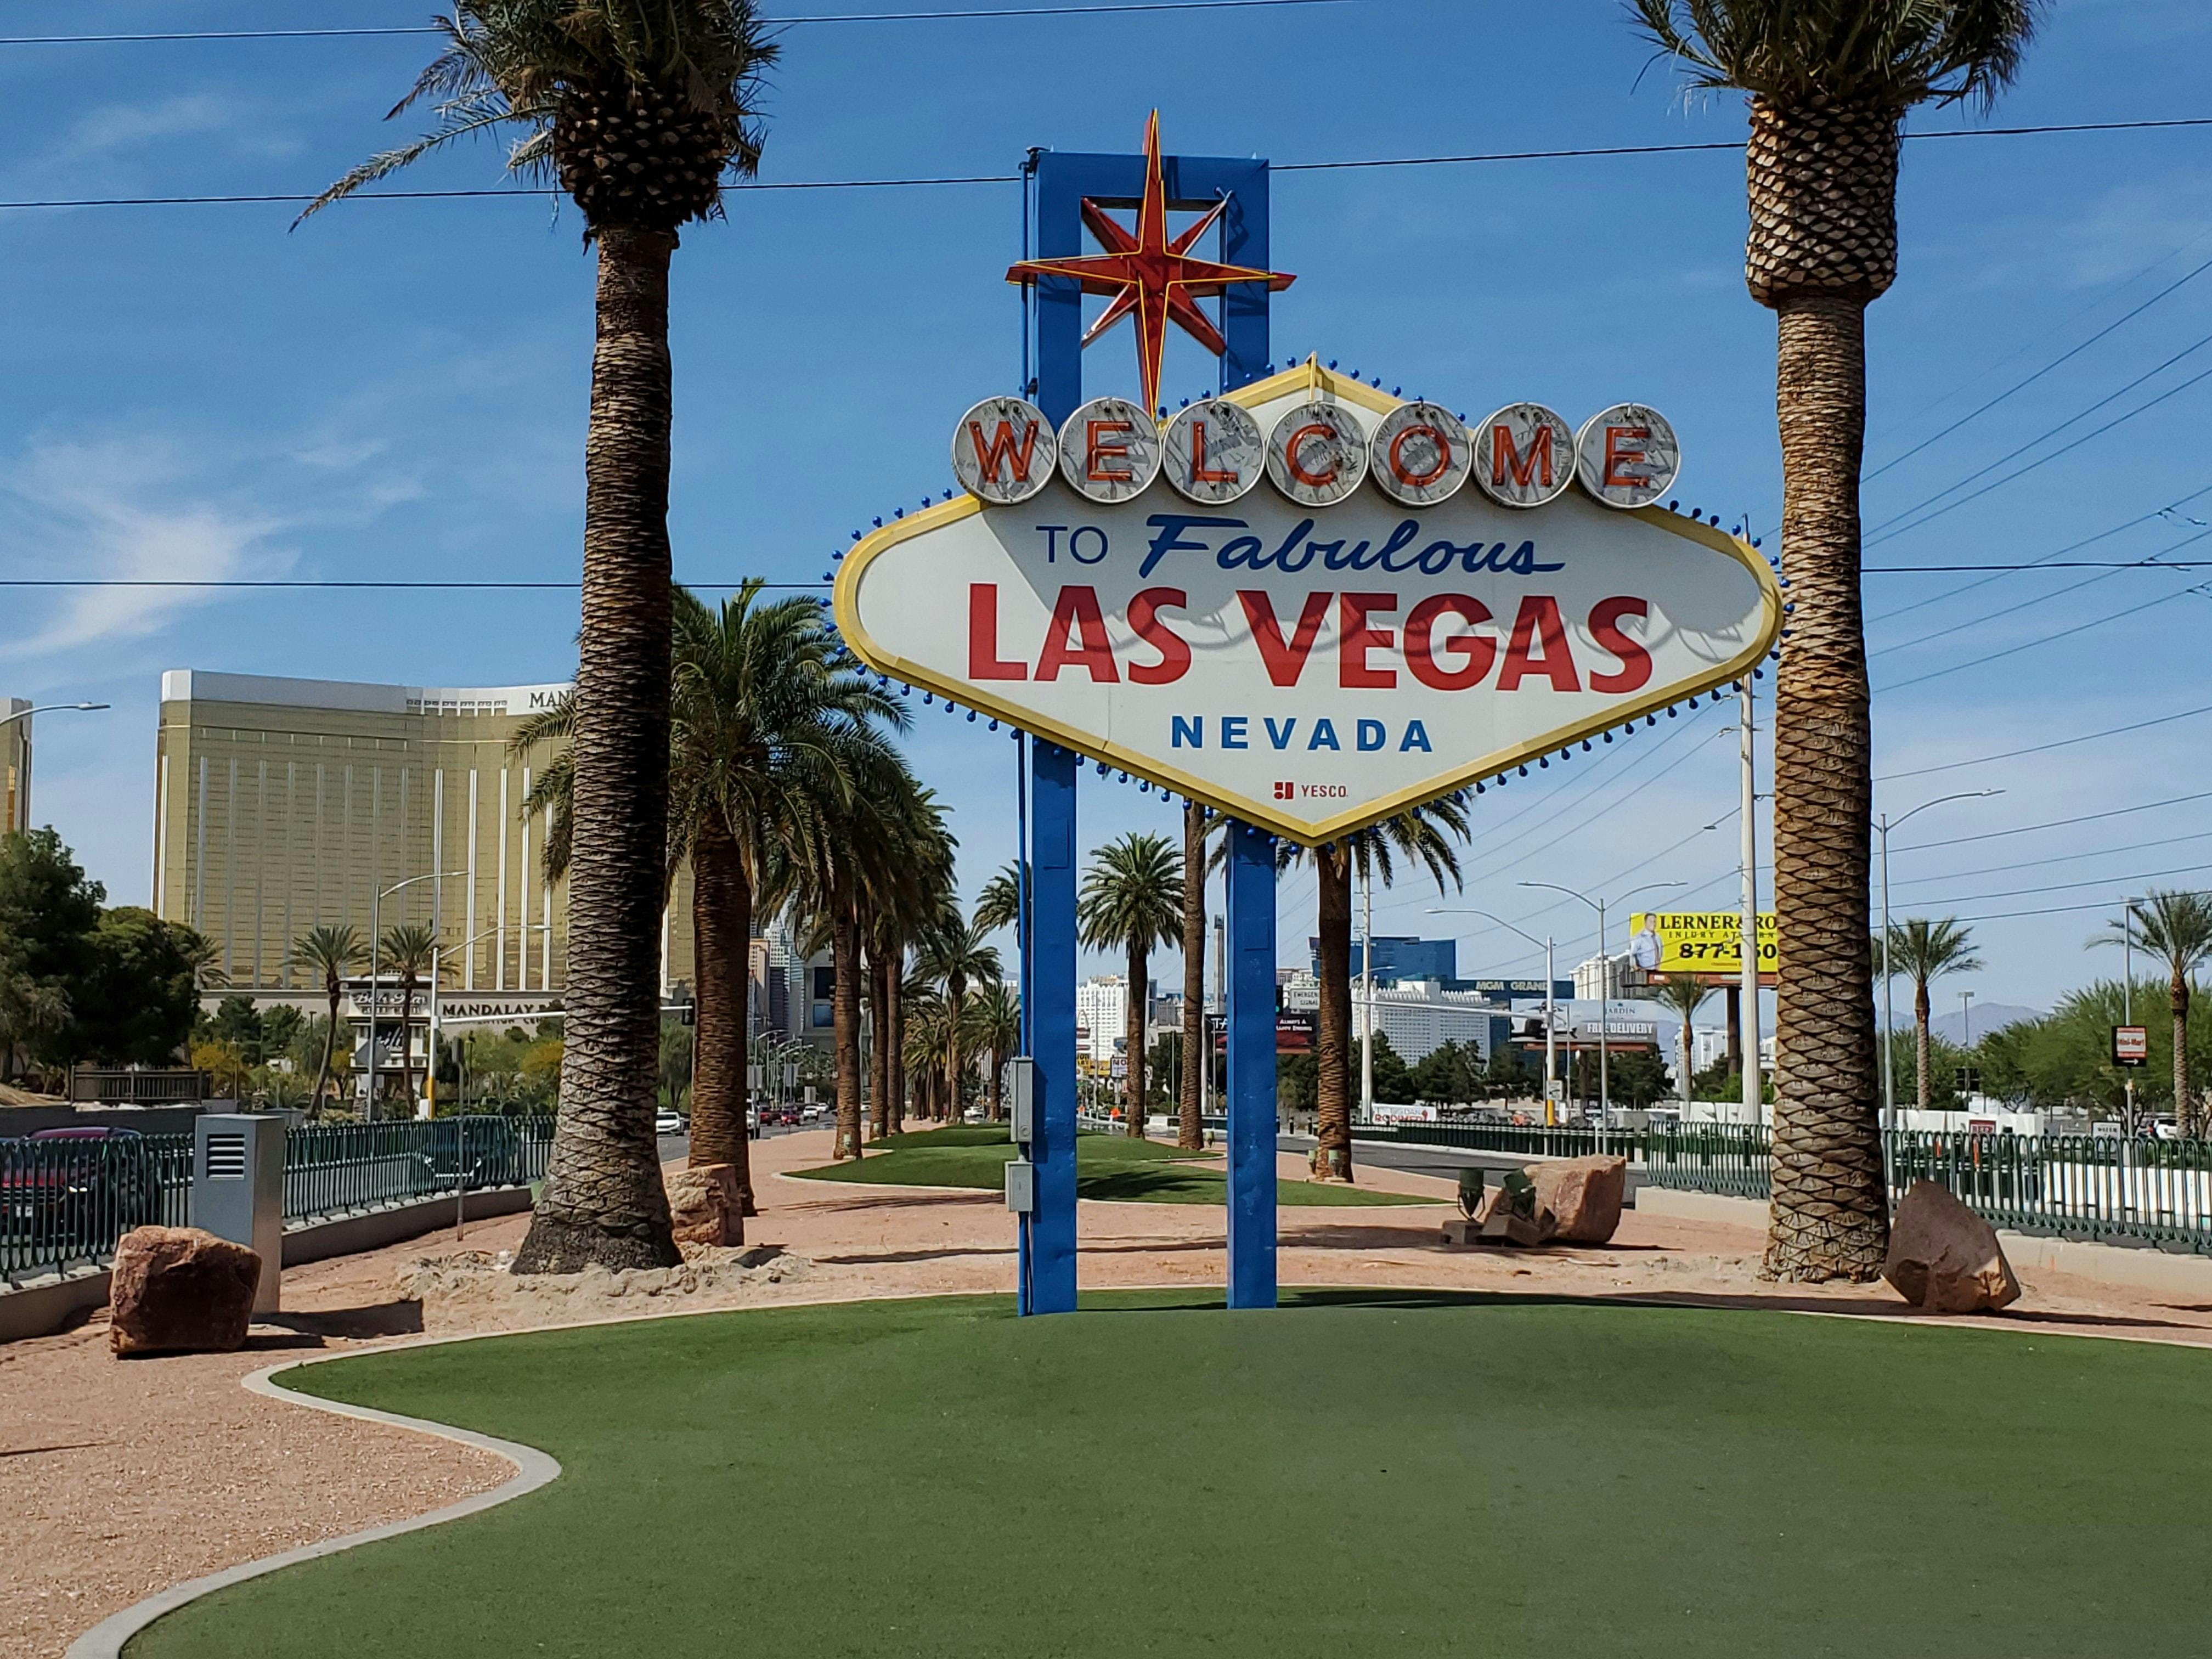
[
  {"xmin": 838, "ymin": 364, "xmax": 1776, "ymax": 844},
  {"xmin": 1474, "ymin": 402, "xmax": 1576, "ymax": 509},
  {"xmin": 1059, "ymin": 397, "xmax": 1160, "ymax": 504},
  {"xmin": 1163, "ymin": 399, "xmax": 1264, "ymax": 504},
  {"xmin": 951, "ymin": 397, "xmax": 1056, "ymax": 505},
  {"xmin": 1370, "ymin": 403, "xmax": 1470, "ymax": 507},
  {"xmin": 1265, "ymin": 399, "xmax": 1367, "ymax": 508},
  {"xmin": 1576, "ymin": 403, "xmax": 1680, "ymax": 509}
]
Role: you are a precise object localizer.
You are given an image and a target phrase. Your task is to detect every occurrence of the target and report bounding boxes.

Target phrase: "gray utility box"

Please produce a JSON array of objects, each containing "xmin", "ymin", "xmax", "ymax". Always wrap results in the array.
[
  {"xmin": 1007, "ymin": 1058, "xmax": 1039, "ymax": 1147},
  {"xmin": 1004, "ymin": 1159, "xmax": 1036, "ymax": 1215},
  {"xmin": 190, "ymin": 1114, "xmax": 286, "ymax": 1312}
]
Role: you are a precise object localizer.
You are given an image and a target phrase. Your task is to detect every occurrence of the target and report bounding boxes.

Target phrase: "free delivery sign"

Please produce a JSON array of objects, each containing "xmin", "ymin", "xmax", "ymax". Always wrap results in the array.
[{"xmin": 834, "ymin": 363, "xmax": 1781, "ymax": 845}]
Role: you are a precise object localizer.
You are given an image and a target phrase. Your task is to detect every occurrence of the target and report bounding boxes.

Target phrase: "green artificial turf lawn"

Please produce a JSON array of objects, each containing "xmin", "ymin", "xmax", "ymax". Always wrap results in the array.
[
  {"xmin": 132, "ymin": 1291, "xmax": 2212, "ymax": 1659},
  {"xmin": 791, "ymin": 1122, "xmax": 1434, "ymax": 1206}
]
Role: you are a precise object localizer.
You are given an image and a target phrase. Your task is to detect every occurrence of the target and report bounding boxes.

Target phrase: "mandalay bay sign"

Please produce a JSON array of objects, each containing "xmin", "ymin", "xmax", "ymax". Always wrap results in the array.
[{"xmin": 834, "ymin": 362, "xmax": 1781, "ymax": 844}]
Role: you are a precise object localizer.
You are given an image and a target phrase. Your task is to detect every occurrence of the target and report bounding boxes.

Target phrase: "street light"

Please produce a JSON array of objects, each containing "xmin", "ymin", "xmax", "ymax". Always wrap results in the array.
[
  {"xmin": 1876, "ymin": 790, "xmax": 2001, "ymax": 1127},
  {"xmin": 0, "ymin": 701, "xmax": 108, "ymax": 729},
  {"xmin": 1517, "ymin": 879, "xmax": 1687, "ymax": 1124},
  {"xmin": 1429, "ymin": 907, "xmax": 1558, "ymax": 1122},
  {"xmin": 366, "ymin": 870, "xmax": 466, "ymax": 1118}
]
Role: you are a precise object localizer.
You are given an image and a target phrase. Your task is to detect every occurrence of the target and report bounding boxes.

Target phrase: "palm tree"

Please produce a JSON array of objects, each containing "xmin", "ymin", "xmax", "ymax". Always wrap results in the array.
[
  {"xmin": 1279, "ymin": 800, "xmax": 1468, "ymax": 1181},
  {"xmin": 974, "ymin": 861, "xmax": 1026, "ymax": 937},
  {"xmin": 286, "ymin": 923, "xmax": 363, "ymax": 1118},
  {"xmin": 901, "ymin": 991, "xmax": 950, "ymax": 1122},
  {"xmin": 1651, "ymin": 974, "xmax": 1712, "ymax": 1107},
  {"xmin": 314, "ymin": 1, "xmax": 777, "ymax": 1272},
  {"xmin": 1630, "ymin": 0, "xmax": 2040, "ymax": 1281},
  {"xmin": 916, "ymin": 915, "xmax": 1003, "ymax": 1128},
  {"xmin": 1179, "ymin": 802, "xmax": 1213, "ymax": 1150},
  {"xmin": 517, "ymin": 584, "xmax": 906, "ymax": 1214},
  {"xmin": 2093, "ymin": 890, "xmax": 2212, "ymax": 1136},
  {"xmin": 968, "ymin": 980, "xmax": 1021, "ymax": 1122},
  {"xmin": 1077, "ymin": 833, "xmax": 1183, "ymax": 1141},
  {"xmin": 379, "ymin": 923, "xmax": 439, "ymax": 1114},
  {"xmin": 865, "ymin": 794, "xmax": 955, "ymax": 1139},
  {"xmin": 1880, "ymin": 918, "xmax": 1981, "ymax": 1113}
]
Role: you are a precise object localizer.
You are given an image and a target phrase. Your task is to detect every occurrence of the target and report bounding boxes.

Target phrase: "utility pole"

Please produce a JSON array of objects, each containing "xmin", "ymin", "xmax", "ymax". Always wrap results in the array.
[
  {"xmin": 1739, "ymin": 675, "xmax": 1762, "ymax": 1124},
  {"xmin": 2123, "ymin": 898, "xmax": 2136, "ymax": 1130}
]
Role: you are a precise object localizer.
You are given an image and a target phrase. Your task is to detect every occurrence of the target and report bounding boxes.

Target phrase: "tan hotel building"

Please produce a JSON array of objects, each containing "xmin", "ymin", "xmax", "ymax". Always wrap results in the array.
[
  {"xmin": 3, "ymin": 698, "xmax": 30, "ymax": 833},
  {"xmin": 153, "ymin": 670, "xmax": 704, "ymax": 1009}
]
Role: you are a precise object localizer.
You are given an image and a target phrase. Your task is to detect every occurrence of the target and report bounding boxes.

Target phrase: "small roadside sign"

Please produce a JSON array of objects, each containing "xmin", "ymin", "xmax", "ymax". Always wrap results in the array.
[{"xmin": 2113, "ymin": 1025, "xmax": 2149, "ymax": 1068}]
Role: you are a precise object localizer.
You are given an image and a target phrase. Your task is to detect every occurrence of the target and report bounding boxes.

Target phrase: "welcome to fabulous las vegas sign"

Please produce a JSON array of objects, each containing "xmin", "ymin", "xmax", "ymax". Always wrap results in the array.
[{"xmin": 832, "ymin": 364, "xmax": 1781, "ymax": 846}]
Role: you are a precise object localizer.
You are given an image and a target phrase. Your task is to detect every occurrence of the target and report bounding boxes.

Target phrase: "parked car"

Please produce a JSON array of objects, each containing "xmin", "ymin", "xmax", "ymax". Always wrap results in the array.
[
  {"xmin": 654, "ymin": 1111, "xmax": 686, "ymax": 1137},
  {"xmin": 2, "ymin": 1126, "xmax": 164, "ymax": 1251}
]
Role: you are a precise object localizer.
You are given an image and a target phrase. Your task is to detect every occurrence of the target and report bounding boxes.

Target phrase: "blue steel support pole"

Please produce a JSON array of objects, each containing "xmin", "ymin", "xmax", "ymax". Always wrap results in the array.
[
  {"xmin": 1015, "ymin": 731, "xmax": 1032, "ymax": 1310},
  {"xmin": 1025, "ymin": 741, "xmax": 1080, "ymax": 1313},
  {"xmin": 1224, "ymin": 821, "xmax": 1278, "ymax": 1309}
]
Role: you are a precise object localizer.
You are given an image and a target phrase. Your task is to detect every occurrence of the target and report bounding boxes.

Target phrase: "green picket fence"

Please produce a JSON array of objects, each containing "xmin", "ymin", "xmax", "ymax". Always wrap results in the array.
[
  {"xmin": 3, "ymin": 1115, "xmax": 555, "ymax": 1286},
  {"xmin": 1351, "ymin": 1117, "xmax": 2212, "ymax": 1254}
]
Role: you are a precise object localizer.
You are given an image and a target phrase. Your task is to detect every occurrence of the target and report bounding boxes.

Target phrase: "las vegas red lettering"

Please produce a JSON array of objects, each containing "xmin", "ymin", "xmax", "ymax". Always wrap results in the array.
[{"xmin": 965, "ymin": 584, "xmax": 1652, "ymax": 692}]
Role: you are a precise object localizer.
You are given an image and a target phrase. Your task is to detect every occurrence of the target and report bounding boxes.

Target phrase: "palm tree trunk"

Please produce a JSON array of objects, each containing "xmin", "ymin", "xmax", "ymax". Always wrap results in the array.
[
  {"xmin": 687, "ymin": 814, "xmax": 751, "ymax": 1228},
  {"xmin": 515, "ymin": 225, "xmax": 682, "ymax": 1274},
  {"xmin": 887, "ymin": 963, "xmax": 905, "ymax": 1133},
  {"xmin": 1125, "ymin": 941, "xmax": 1147, "ymax": 1139},
  {"xmin": 1312, "ymin": 848, "xmax": 1354, "ymax": 1182},
  {"xmin": 945, "ymin": 985, "xmax": 966, "ymax": 1126},
  {"xmin": 313, "ymin": 981, "xmax": 338, "ymax": 1120},
  {"xmin": 988, "ymin": 1043, "xmax": 1005, "ymax": 1120},
  {"xmin": 868, "ymin": 946, "xmax": 893, "ymax": 1140},
  {"xmin": 1914, "ymin": 978, "xmax": 1932, "ymax": 1112},
  {"xmin": 833, "ymin": 908, "xmax": 863, "ymax": 1159},
  {"xmin": 1180, "ymin": 800, "xmax": 1206, "ymax": 1150},
  {"xmin": 2172, "ymin": 974, "xmax": 2192, "ymax": 1137},
  {"xmin": 1762, "ymin": 291, "xmax": 1885, "ymax": 1283}
]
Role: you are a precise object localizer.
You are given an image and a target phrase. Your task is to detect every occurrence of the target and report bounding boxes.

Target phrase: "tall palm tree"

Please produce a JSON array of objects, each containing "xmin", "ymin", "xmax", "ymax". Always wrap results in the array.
[
  {"xmin": 314, "ymin": 0, "xmax": 777, "ymax": 1272},
  {"xmin": 901, "ymin": 990, "xmax": 950, "ymax": 1122},
  {"xmin": 1279, "ymin": 800, "xmax": 1468, "ymax": 1181},
  {"xmin": 517, "ymin": 584, "xmax": 906, "ymax": 1214},
  {"xmin": 286, "ymin": 923, "xmax": 363, "ymax": 1118},
  {"xmin": 2093, "ymin": 890, "xmax": 2212, "ymax": 1136},
  {"xmin": 865, "ymin": 795, "xmax": 955, "ymax": 1138},
  {"xmin": 1880, "ymin": 918, "xmax": 1980, "ymax": 1112},
  {"xmin": 379, "ymin": 923, "xmax": 439, "ymax": 1114},
  {"xmin": 1651, "ymin": 974, "xmax": 1712, "ymax": 1107},
  {"xmin": 1077, "ymin": 833, "xmax": 1183, "ymax": 1141},
  {"xmin": 1631, "ymin": 0, "xmax": 2041, "ymax": 1280},
  {"xmin": 1179, "ymin": 802, "xmax": 1213, "ymax": 1150},
  {"xmin": 968, "ymin": 979, "xmax": 1021, "ymax": 1122},
  {"xmin": 916, "ymin": 915, "xmax": 1003, "ymax": 1128}
]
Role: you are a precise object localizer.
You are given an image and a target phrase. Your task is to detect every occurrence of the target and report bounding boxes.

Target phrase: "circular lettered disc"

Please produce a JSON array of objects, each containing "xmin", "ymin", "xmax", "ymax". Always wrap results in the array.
[
  {"xmin": 950, "ymin": 396, "xmax": 1057, "ymax": 505},
  {"xmin": 1265, "ymin": 400, "xmax": 1368, "ymax": 508},
  {"xmin": 1057, "ymin": 397, "xmax": 1161, "ymax": 504},
  {"xmin": 1575, "ymin": 403, "xmax": 1680, "ymax": 509},
  {"xmin": 1470, "ymin": 403, "xmax": 1577, "ymax": 509},
  {"xmin": 1369, "ymin": 402, "xmax": 1471, "ymax": 507},
  {"xmin": 1163, "ymin": 399, "xmax": 1265, "ymax": 504}
]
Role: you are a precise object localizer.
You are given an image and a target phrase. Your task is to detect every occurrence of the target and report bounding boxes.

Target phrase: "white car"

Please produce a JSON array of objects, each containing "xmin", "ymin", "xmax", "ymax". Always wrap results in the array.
[{"xmin": 655, "ymin": 1110, "xmax": 685, "ymax": 1137}]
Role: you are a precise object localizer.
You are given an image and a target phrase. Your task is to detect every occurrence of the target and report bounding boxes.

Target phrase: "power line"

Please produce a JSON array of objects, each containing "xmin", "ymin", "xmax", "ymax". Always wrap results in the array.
[
  {"xmin": 1888, "ymin": 826, "xmax": 2212, "ymax": 890},
  {"xmin": 1948, "ymin": 887, "xmax": 2212, "ymax": 925},
  {"xmin": 1876, "ymin": 700, "xmax": 2212, "ymax": 782},
  {"xmin": 3, "ymin": 117, "xmax": 2209, "ymax": 212},
  {"xmin": 1860, "ymin": 249, "xmax": 2212, "ymax": 486},
  {"xmin": 1880, "ymin": 579, "xmax": 2212, "ymax": 693},
  {"xmin": 1906, "ymin": 859, "xmax": 2212, "ymax": 909},
  {"xmin": 0, "ymin": 0, "xmax": 1360, "ymax": 44}
]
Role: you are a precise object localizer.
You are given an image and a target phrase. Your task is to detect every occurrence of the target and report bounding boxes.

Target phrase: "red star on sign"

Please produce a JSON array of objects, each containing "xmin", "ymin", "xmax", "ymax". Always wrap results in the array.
[{"xmin": 1007, "ymin": 111, "xmax": 1295, "ymax": 416}]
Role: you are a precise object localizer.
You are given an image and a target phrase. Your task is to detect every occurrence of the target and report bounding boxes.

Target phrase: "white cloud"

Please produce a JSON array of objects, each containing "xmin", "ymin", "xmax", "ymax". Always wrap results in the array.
[
  {"xmin": 50, "ymin": 94, "xmax": 233, "ymax": 163},
  {"xmin": 0, "ymin": 437, "xmax": 291, "ymax": 665}
]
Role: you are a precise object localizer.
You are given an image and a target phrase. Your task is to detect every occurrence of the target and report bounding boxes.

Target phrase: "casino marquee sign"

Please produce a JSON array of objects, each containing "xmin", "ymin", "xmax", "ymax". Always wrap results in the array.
[{"xmin": 832, "ymin": 361, "xmax": 1781, "ymax": 845}]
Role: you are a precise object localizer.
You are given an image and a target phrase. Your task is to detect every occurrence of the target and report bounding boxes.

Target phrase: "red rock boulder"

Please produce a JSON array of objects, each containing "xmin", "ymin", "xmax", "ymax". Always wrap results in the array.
[
  {"xmin": 666, "ymin": 1163, "xmax": 743, "ymax": 1250},
  {"xmin": 109, "ymin": 1227, "xmax": 263, "ymax": 1356},
  {"xmin": 1884, "ymin": 1180, "xmax": 2022, "ymax": 1313},
  {"xmin": 1529, "ymin": 1155, "xmax": 1627, "ymax": 1244}
]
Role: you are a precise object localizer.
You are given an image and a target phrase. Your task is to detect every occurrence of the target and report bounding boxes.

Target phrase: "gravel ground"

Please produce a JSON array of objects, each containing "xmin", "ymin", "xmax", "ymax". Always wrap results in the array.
[{"xmin": 9, "ymin": 1126, "xmax": 2212, "ymax": 1658}]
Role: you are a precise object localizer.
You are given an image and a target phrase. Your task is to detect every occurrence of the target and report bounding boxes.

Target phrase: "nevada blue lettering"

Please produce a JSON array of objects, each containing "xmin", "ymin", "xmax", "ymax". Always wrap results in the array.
[
  {"xmin": 1265, "ymin": 717, "xmax": 1297, "ymax": 750},
  {"xmin": 1400, "ymin": 720, "xmax": 1432, "ymax": 753},
  {"xmin": 1357, "ymin": 719, "xmax": 1386, "ymax": 752},
  {"xmin": 1309, "ymin": 719, "xmax": 1341, "ymax": 752},
  {"xmin": 1171, "ymin": 715, "xmax": 1203, "ymax": 748},
  {"xmin": 1222, "ymin": 716, "xmax": 1250, "ymax": 749}
]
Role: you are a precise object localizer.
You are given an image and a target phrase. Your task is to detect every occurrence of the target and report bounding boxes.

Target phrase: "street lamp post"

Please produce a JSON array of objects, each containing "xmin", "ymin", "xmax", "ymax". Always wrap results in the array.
[
  {"xmin": 0, "ymin": 703, "xmax": 108, "ymax": 832},
  {"xmin": 1428, "ymin": 907, "xmax": 1557, "ymax": 1121},
  {"xmin": 1875, "ymin": 791, "xmax": 2001, "ymax": 1128},
  {"xmin": 366, "ymin": 870, "xmax": 465, "ymax": 1119},
  {"xmin": 1517, "ymin": 880, "xmax": 1686, "ymax": 1125}
]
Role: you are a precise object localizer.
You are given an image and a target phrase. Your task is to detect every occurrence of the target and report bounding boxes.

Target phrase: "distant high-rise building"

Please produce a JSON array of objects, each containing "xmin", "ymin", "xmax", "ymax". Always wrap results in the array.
[
  {"xmin": 153, "ymin": 669, "xmax": 700, "ymax": 1008},
  {"xmin": 2, "ymin": 698, "xmax": 29, "ymax": 833},
  {"xmin": 1312, "ymin": 934, "xmax": 1457, "ymax": 984}
]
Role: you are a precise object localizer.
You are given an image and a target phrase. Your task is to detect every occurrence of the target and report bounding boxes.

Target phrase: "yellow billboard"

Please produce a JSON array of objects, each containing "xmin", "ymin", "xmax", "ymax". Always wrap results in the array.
[{"xmin": 1628, "ymin": 911, "xmax": 1778, "ymax": 983}]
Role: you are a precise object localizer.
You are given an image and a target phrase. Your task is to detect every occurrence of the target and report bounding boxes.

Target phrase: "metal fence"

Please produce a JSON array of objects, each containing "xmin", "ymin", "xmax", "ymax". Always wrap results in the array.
[
  {"xmin": 1351, "ymin": 1117, "xmax": 2212, "ymax": 1254},
  {"xmin": 3, "ymin": 1115, "xmax": 554, "ymax": 1287}
]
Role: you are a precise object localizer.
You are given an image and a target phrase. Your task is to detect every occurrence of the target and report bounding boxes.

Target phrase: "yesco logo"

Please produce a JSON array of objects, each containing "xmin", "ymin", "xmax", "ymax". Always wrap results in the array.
[{"xmin": 951, "ymin": 392, "xmax": 1679, "ymax": 514}]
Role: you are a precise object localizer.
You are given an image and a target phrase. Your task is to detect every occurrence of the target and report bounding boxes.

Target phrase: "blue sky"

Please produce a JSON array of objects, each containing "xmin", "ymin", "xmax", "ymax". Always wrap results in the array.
[{"xmin": 4, "ymin": 0, "xmax": 2211, "ymax": 1018}]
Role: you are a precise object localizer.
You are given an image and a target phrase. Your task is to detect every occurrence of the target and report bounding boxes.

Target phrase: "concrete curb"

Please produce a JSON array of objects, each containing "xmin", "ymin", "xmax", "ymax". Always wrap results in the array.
[{"xmin": 64, "ymin": 1356, "xmax": 561, "ymax": 1659}]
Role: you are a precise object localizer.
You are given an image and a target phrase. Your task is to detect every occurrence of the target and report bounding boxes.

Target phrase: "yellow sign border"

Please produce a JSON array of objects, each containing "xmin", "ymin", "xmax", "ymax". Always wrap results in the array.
[{"xmin": 833, "ymin": 361, "xmax": 1782, "ymax": 845}]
